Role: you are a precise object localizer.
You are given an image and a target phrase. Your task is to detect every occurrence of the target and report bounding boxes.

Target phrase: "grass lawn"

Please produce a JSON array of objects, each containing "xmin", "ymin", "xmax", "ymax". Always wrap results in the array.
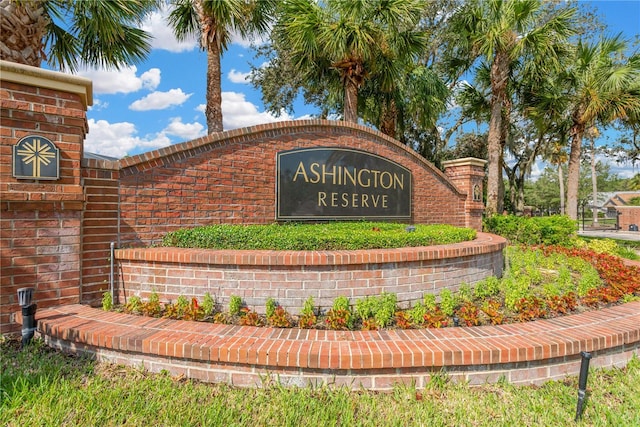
[{"xmin": 2, "ymin": 336, "xmax": 639, "ymax": 426}]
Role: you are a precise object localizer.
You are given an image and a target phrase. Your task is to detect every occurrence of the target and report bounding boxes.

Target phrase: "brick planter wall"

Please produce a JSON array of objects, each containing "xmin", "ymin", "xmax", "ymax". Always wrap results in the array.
[
  {"xmin": 33, "ymin": 301, "xmax": 640, "ymax": 390},
  {"xmin": 114, "ymin": 233, "xmax": 506, "ymax": 312}
]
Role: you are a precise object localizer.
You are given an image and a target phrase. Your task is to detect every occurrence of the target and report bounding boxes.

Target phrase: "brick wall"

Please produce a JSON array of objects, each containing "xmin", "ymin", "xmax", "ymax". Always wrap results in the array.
[
  {"xmin": 617, "ymin": 206, "xmax": 640, "ymax": 232},
  {"xmin": 114, "ymin": 233, "xmax": 506, "ymax": 313},
  {"xmin": 0, "ymin": 61, "xmax": 92, "ymax": 333},
  {"xmin": 116, "ymin": 121, "xmax": 478, "ymax": 246},
  {"xmin": 443, "ymin": 158, "xmax": 486, "ymax": 230},
  {"xmin": 81, "ymin": 159, "xmax": 120, "ymax": 306}
]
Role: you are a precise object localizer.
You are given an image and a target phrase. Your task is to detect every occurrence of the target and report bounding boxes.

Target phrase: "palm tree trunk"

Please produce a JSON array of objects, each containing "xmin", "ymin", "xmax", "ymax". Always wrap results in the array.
[
  {"xmin": 590, "ymin": 138, "xmax": 598, "ymax": 225},
  {"xmin": 558, "ymin": 163, "xmax": 565, "ymax": 215},
  {"xmin": 566, "ymin": 125, "xmax": 584, "ymax": 220},
  {"xmin": 379, "ymin": 98, "xmax": 397, "ymax": 137},
  {"xmin": 206, "ymin": 41, "xmax": 224, "ymax": 133},
  {"xmin": 486, "ymin": 53, "xmax": 509, "ymax": 216},
  {"xmin": 0, "ymin": 0, "xmax": 48, "ymax": 67},
  {"xmin": 343, "ymin": 77, "xmax": 359, "ymax": 123}
]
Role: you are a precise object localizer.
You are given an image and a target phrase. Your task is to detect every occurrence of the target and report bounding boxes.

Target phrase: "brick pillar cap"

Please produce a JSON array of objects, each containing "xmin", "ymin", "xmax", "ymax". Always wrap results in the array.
[
  {"xmin": 442, "ymin": 157, "xmax": 487, "ymax": 169},
  {"xmin": 0, "ymin": 60, "xmax": 93, "ymax": 109}
]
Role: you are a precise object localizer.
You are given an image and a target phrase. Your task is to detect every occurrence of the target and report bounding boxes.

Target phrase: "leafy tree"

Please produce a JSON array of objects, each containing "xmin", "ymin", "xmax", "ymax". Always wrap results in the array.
[
  {"xmin": 0, "ymin": 0, "xmax": 157, "ymax": 71},
  {"xmin": 563, "ymin": 34, "xmax": 640, "ymax": 220},
  {"xmin": 167, "ymin": 0, "xmax": 275, "ymax": 133},
  {"xmin": 629, "ymin": 174, "xmax": 640, "ymax": 191},
  {"xmin": 448, "ymin": 0, "xmax": 576, "ymax": 216},
  {"xmin": 270, "ymin": 0, "xmax": 427, "ymax": 124}
]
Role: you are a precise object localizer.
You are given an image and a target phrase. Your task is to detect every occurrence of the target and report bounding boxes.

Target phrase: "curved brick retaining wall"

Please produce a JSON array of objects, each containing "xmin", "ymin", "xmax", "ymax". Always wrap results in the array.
[
  {"xmin": 34, "ymin": 301, "xmax": 640, "ymax": 390},
  {"xmin": 115, "ymin": 233, "xmax": 507, "ymax": 313}
]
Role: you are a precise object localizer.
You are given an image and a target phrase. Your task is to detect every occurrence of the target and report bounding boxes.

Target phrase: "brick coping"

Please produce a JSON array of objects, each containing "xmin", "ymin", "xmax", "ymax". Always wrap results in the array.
[
  {"xmin": 115, "ymin": 232, "xmax": 506, "ymax": 266},
  {"xmin": 34, "ymin": 302, "xmax": 640, "ymax": 375}
]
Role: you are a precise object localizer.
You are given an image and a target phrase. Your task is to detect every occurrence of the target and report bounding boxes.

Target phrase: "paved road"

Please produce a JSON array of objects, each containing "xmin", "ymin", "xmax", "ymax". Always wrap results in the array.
[{"xmin": 578, "ymin": 229, "xmax": 640, "ymax": 242}]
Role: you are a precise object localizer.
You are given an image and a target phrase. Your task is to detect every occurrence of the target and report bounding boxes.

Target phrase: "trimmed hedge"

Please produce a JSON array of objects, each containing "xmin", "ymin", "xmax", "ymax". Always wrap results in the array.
[
  {"xmin": 483, "ymin": 215, "xmax": 577, "ymax": 246},
  {"xmin": 161, "ymin": 222, "xmax": 476, "ymax": 250}
]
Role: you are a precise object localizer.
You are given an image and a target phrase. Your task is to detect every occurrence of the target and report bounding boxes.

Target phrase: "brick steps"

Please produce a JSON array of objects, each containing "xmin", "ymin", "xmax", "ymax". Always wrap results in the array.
[{"xmin": 32, "ymin": 302, "xmax": 640, "ymax": 389}]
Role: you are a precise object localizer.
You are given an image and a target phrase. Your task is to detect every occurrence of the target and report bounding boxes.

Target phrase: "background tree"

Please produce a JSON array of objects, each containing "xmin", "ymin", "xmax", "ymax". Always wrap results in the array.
[
  {"xmin": 270, "ymin": 0, "xmax": 427, "ymax": 124},
  {"xmin": 447, "ymin": 0, "xmax": 576, "ymax": 216},
  {"xmin": 563, "ymin": 34, "xmax": 640, "ymax": 220},
  {"xmin": 0, "ymin": 0, "xmax": 157, "ymax": 71},
  {"xmin": 585, "ymin": 126, "xmax": 601, "ymax": 224},
  {"xmin": 167, "ymin": 0, "xmax": 275, "ymax": 133}
]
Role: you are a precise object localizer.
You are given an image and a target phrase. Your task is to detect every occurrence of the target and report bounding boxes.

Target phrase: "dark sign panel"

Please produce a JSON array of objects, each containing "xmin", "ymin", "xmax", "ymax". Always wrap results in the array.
[
  {"xmin": 277, "ymin": 147, "xmax": 412, "ymax": 220},
  {"xmin": 13, "ymin": 135, "xmax": 60, "ymax": 180}
]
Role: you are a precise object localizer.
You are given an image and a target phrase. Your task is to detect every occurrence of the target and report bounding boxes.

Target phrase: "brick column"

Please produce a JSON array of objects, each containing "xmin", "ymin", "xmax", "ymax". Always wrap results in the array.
[
  {"xmin": 0, "ymin": 60, "xmax": 92, "ymax": 333},
  {"xmin": 616, "ymin": 206, "xmax": 640, "ymax": 232},
  {"xmin": 442, "ymin": 158, "xmax": 486, "ymax": 231}
]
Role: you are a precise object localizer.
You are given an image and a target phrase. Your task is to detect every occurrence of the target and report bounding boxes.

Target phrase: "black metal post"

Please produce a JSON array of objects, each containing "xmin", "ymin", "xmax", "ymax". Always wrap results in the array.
[
  {"xmin": 21, "ymin": 303, "xmax": 37, "ymax": 347},
  {"xmin": 575, "ymin": 351, "xmax": 592, "ymax": 421},
  {"xmin": 17, "ymin": 287, "xmax": 37, "ymax": 348}
]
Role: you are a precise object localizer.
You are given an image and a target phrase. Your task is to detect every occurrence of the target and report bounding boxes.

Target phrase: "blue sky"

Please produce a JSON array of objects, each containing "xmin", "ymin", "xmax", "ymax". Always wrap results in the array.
[{"xmin": 79, "ymin": 1, "xmax": 640, "ymax": 179}]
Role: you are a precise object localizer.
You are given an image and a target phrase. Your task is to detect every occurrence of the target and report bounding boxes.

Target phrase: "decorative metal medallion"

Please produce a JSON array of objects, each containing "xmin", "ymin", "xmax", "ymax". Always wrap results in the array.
[
  {"xmin": 277, "ymin": 147, "xmax": 412, "ymax": 221},
  {"xmin": 12, "ymin": 135, "xmax": 60, "ymax": 180}
]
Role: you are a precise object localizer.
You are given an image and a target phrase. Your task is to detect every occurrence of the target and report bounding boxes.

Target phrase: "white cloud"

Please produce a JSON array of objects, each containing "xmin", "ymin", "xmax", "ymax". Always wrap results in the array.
[
  {"xmin": 141, "ymin": 68, "xmax": 161, "ymax": 90},
  {"xmin": 88, "ymin": 98, "xmax": 108, "ymax": 111},
  {"xmin": 141, "ymin": 6, "xmax": 267, "ymax": 51},
  {"xmin": 77, "ymin": 66, "xmax": 159, "ymax": 94},
  {"xmin": 221, "ymin": 91, "xmax": 294, "ymax": 130},
  {"xmin": 142, "ymin": 8, "xmax": 198, "ymax": 52},
  {"xmin": 129, "ymin": 88, "xmax": 192, "ymax": 111},
  {"xmin": 228, "ymin": 69, "xmax": 251, "ymax": 84},
  {"xmin": 85, "ymin": 119, "xmax": 172, "ymax": 158},
  {"xmin": 195, "ymin": 104, "xmax": 206, "ymax": 114},
  {"xmin": 85, "ymin": 117, "xmax": 206, "ymax": 158},
  {"xmin": 229, "ymin": 29, "xmax": 268, "ymax": 48},
  {"xmin": 164, "ymin": 117, "xmax": 206, "ymax": 140}
]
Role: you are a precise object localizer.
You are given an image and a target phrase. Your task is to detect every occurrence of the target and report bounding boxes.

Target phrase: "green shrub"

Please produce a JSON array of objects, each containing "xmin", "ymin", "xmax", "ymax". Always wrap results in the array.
[
  {"xmin": 457, "ymin": 283, "xmax": 473, "ymax": 303},
  {"xmin": 326, "ymin": 296, "xmax": 354, "ymax": 330},
  {"xmin": 301, "ymin": 296, "xmax": 315, "ymax": 316},
  {"xmin": 202, "ymin": 292, "xmax": 216, "ymax": 316},
  {"xmin": 423, "ymin": 294, "xmax": 437, "ymax": 311},
  {"xmin": 161, "ymin": 222, "xmax": 476, "ymax": 251},
  {"xmin": 503, "ymin": 276, "xmax": 531, "ymax": 311},
  {"xmin": 298, "ymin": 296, "xmax": 317, "ymax": 329},
  {"xmin": 101, "ymin": 291, "xmax": 113, "ymax": 311},
  {"xmin": 439, "ymin": 290, "xmax": 457, "ymax": 317},
  {"xmin": 333, "ymin": 296, "xmax": 351, "ymax": 312},
  {"xmin": 125, "ymin": 295, "xmax": 142, "ymax": 314},
  {"xmin": 355, "ymin": 293, "xmax": 397, "ymax": 328},
  {"xmin": 473, "ymin": 276, "xmax": 500, "ymax": 299},
  {"xmin": 266, "ymin": 297, "xmax": 277, "ymax": 318},
  {"xmin": 228, "ymin": 295, "xmax": 243, "ymax": 315},
  {"xmin": 175, "ymin": 295, "xmax": 189, "ymax": 317},
  {"xmin": 408, "ymin": 301, "xmax": 427, "ymax": 325},
  {"xmin": 586, "ymin": 238, "xmax": 619, "ymax": 255},
  {"xmin": 484, "ymin": 215, "xmax": 576, "ymax": 246}
]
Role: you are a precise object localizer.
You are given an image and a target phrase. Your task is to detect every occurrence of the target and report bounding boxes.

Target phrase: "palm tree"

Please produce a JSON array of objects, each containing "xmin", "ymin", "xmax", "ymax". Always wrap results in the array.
[
  {"xmin": 167, "ymin": 0, "xmax": 275, "ymax": 133},
  {"xmin": 585, "ymin": 126, "xmax": 601, "ymax": 225},
  {"xmin": 450, "ymin": 0, "xmax": 576, "ymax": 216},
  {"xmin": 564, "ymin": 35, "xmax": 640, "ymax": 220},
  {"xmin": 273, "ymin": 0, "xmax": 427, "ymax": 124},
  {"xmin": 0, "ymin": 0, "xmax": 157, "ymax": 72}
]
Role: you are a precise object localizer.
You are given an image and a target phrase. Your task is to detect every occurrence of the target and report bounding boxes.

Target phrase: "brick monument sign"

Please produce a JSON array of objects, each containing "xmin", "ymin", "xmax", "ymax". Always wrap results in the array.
[{"xmin": 1, "ymin": 60, "xmax": 488, "ymax": 333}]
